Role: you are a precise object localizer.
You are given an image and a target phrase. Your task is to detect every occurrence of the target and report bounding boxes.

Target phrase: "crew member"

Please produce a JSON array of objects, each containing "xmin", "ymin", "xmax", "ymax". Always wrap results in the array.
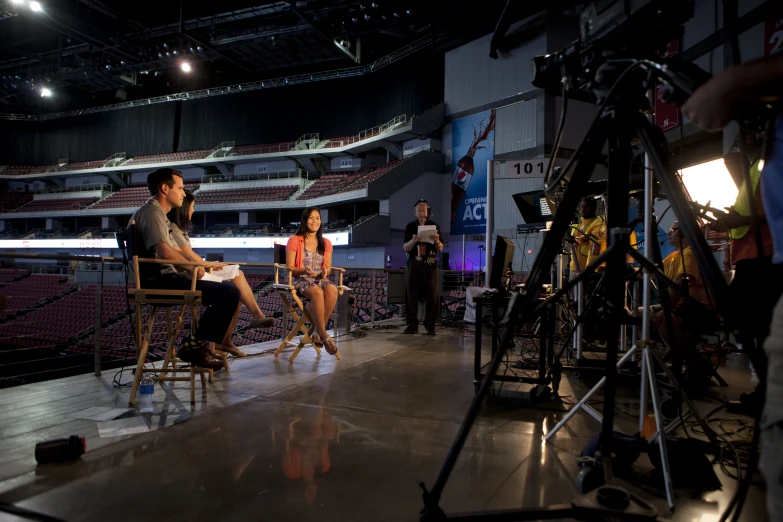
[
  {"xmin": 569, "ymin": 197, "xmax": 607, "ymax": 273},
  {"xmin": 403, "ymin": 199, "xmax": 443, "ymax": 335},
  {"xmin": 683, "ymin": 51, "xmax": 783, "ymax": 519}
]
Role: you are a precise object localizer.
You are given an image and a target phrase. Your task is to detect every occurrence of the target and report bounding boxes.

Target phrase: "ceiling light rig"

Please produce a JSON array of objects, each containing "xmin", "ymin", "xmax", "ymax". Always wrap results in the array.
[
  {"xmin": 40, "ymin": 87, "xmax": 52, "ymax": 97},
  {"xmin": 181, "ymin": 62, "xmax": 192, "ymax": 73}
]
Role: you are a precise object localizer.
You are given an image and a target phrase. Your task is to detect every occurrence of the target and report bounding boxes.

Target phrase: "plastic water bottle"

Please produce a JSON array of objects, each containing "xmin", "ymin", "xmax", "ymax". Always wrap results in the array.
[{"xmin": 139, "ymin": 374, "xmax": 154, "ymax": 413}]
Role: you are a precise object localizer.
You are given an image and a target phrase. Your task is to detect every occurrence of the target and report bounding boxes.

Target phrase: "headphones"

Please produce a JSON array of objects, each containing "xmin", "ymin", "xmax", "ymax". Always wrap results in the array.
[{"xmin": 414, "ymin": 198, "xmax": 431, "ymax": 218}]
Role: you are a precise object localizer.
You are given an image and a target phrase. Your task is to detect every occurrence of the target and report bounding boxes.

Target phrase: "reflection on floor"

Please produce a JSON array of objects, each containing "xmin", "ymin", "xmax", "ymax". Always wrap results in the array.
[{"xmin": 0, "ymin": 325, "xmax": 766, "ymax": 521}]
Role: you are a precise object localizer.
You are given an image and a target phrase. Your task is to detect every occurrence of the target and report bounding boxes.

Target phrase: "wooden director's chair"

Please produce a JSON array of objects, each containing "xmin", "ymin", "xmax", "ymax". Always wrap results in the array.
[
  {"xmin": 271, "ymin": 246, "xmax": 350, "ymax": 363},
  {"xmin": 118, "ymin": 222, "xmax": 224, "ymax": 406}
]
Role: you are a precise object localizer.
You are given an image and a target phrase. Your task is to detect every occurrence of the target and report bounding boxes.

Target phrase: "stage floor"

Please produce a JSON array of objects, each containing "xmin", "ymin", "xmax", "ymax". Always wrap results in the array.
[{"xmin": 0, "ymin": 325, "xmax": 767, "ymax": 521}]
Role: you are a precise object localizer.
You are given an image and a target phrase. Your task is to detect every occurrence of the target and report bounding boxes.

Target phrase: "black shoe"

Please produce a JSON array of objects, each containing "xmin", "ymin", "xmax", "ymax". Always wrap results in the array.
[
  {"xmin": 424, "ymin": 328, "xmax": 436, "ymax": 336},
  {"xmin": 403, "ymin": 325, "xmax": 418, "ymax": 334}
]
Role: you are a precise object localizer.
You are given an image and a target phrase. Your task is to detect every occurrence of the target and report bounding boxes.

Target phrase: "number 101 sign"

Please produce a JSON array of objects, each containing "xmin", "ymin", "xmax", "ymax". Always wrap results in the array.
[{"xmin": 496, "ymin": 159, "xmax": 549, "ymax": 179}]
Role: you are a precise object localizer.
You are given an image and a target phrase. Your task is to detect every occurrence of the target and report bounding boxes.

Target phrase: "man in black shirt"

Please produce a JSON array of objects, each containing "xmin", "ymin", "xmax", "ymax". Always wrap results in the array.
[{"xmin": 403, "ymin": 199, "xmax": 444, "ymax": 335}]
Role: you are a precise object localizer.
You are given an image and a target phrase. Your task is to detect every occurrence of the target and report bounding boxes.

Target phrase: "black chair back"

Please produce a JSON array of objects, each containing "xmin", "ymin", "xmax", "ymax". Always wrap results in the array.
[{"xmin": 275, "ymin": 244, "xmax": 287, "ymax": 265}]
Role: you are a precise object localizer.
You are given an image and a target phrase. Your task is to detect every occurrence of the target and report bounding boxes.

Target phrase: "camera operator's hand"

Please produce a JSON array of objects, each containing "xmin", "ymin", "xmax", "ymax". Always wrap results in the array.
[{"xmin": 683, "ymin": 73, "xmax": 740, "ymax": 131}]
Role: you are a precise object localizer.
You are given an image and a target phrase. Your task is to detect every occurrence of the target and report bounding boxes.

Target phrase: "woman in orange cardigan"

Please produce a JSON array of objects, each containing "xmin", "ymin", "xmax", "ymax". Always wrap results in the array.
[{"xmin": 286, "ymin": 207, "xmax": 338, "ymax": 355}]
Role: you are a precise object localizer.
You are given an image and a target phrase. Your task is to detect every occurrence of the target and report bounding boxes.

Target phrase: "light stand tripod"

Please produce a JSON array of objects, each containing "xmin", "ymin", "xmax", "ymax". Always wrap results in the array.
[{"xmin": 419, "ymin": 58, "xmax": 731, "ymax": 522}]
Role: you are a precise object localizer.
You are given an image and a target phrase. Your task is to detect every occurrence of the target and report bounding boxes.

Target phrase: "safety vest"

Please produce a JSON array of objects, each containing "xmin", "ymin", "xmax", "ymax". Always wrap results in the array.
[{"xmin": 730, "ymin": 159, "xmax": 762, "ymax": 240}]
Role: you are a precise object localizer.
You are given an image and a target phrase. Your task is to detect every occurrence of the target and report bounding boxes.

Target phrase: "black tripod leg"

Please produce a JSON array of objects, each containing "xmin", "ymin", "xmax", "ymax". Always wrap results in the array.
[
  {"xmin": 598, "ymin": 129, "xmax": 632, "ymax": 484},
  {"xmin": 420, "ymin": 116, "xmax": 610, "ymax": 515}
]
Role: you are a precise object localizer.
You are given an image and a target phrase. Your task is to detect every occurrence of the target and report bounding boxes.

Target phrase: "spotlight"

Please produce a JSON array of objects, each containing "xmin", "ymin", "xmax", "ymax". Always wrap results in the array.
[
  {"xmin": 181, "ymin": 62, "xmax": 191, "ymax": 72},
  {"xmin": 172, "ymin": 50, "xmax": 178, "ymax": 55},
  {"xmin": 196, "ymin": 46, "xmax": 202, "ymax": 51},
  {"xmin": 40, "ymin": 87, "xmax": 51, "ymax": 97},
  {"xmin": 11, "ymin": 0, "xmax": 24, "ymax": 4},
  {"xmin": 157, "ymin": 52, "xmax": 163, "ymax": 58},
  {"xmin": 393, "ymin": 12, "xmax": 400, "ymax": 17},
  {"xmin": 165, "ymin": 51, "xmax": 171, "ymax": 56},
  {"xmin": 406, "ymin": 9, "xmax": 412, "ymax": 15},
  {"xmin": 189, "ymin": 47, "xmax": 195, "ymax": 52},
  {"xmin": 105, "ymin": 64, "xmax": 111, "ymax": 70},
  {"xmin": 359, "ymin": 3, "xmax": 365, "ymax": 10},
  {"xmin": 29, "ymin": 1, "xmax": 42, "ymax": 11},
  {"xmin": 154, "ymin": 71, "xmax": 159, "ymax": 76},
  {"xmin": 351, "ymin": 17, "xmax": 358, "ymax": 23},
  {"xmin": 162, "ymin": 43, "xmax": 169, "ymax": 49},
  {"xmin": 364, "ymin": 14, "xmax": 370, "ymax": 21},
  {"xmin": 381, "ymin": 14, "xmax": 388, "ymax": 20},
  {"xmin": 119, "ymin": 60, "xmax": 125, "ymax": 65},
  {"xmin": 371, "ymin": 2, "xmax": 378, "ymax": 7}
]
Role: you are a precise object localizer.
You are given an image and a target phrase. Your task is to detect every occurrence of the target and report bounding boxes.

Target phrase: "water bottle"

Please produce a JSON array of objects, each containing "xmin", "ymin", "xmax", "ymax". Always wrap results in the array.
[{"xmin": 139, "ymin": 374, "xmax": 154, "ymax": 413}]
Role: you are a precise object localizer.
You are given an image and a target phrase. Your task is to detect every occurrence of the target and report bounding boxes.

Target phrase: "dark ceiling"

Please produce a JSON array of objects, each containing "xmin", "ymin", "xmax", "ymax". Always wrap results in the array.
[{"xmin": 0, "ymin": 0, "xmax": 509, "ymax": 114}]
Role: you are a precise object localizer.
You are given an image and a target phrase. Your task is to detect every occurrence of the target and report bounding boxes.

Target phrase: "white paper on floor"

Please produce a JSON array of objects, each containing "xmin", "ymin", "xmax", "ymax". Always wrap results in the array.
[
  {"xmin": 97, "ymin": 417, "xmax": 150, "ymax": 437},
  {"xmin": 67, "ymin": 406, "xmax": 134, "ymax": 422}
]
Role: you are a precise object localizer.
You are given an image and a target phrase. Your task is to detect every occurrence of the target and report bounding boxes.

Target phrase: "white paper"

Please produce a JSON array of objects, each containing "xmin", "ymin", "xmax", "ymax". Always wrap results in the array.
[
  {"xmin": 417, "ymin": 225, "xmax": 437, "ymax": 244},
  {"xmin": 97, "ymin": 417, "xmax": 150, "ymax": 438},
  {"xmin": 68, "ymin": 407, "xmax": 133, "ymax": 422},
  {"xmin": 201, "ymin": 264, "xmax": 240, "ymax": 283}
]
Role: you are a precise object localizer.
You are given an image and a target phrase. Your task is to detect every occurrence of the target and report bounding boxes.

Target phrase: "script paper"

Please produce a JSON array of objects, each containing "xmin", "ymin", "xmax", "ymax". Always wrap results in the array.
[
  {"xmin": 417, "ymin": 225, "xmax": 437, "ymax": 244},
  {"xmin": 201, "ymin": 264, "xmax": 241, "ymax": 283}
]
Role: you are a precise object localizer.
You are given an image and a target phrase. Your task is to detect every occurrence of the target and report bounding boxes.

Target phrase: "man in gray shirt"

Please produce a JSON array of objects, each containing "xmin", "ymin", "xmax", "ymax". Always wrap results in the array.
[{"xmin": 128, "ymin": 168, "xmax": 240, "ymax": 369}]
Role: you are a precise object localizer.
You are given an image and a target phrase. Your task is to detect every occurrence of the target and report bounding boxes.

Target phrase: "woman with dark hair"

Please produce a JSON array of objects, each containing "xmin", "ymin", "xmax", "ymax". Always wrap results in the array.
[
  {"xmin": 168, "ymin": 191, "xmax": 275, "ymax": 357},
  {"xmin": 285, "ymin": 207, "xmax": 338, "ymax": 355}
]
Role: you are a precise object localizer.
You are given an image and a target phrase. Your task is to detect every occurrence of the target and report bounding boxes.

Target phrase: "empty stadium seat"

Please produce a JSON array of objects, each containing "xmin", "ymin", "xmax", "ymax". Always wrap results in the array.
[{"xmin": 195, "ymin": 185, "xmax": 297, "ymax": 204}]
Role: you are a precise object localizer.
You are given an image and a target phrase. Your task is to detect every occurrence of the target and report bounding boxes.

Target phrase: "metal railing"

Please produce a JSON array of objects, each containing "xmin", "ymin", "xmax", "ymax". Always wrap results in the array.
[
  {"xmin": 0, "ymin": 252, "xmax": 482, "ymax": 390},
  {"xmin": 34, "ymin": 183, "xmax": 112, "ymax": 195},
  {"xmin": 358, "ymin": 114, "xmax": 407, "ymax": 141}
]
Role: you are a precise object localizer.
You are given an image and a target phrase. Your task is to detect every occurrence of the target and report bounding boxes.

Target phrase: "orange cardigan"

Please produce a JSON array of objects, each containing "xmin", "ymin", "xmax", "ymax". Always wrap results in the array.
[{"xmin": 285, "ymin": 235, "xmax": 333, "ymax": 269}]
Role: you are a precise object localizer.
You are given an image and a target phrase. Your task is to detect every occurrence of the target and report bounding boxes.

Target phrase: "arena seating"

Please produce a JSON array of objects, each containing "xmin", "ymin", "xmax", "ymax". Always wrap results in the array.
[
  {"xmin": 124, "ymin": 150, "xmax": 210, "ymax": 166},
  {"xmin": 0, "ymin": 269, "xmax": 31, "ymax": 285},
  {"xmin": 297, "ymin": 159, "xmax": 404, "ymax": 200},
  {"xmin": 0, "ymin": 165, "xmax": 50, "ymax": 175},
  {"xmin": 0, "ymin": 285, "xmax": 128, "ymax": 348},
  {"xmin": 91, "ymin": 183, "xmax": 200, "ymax": 209},
  {"xmin": 65, "ymin": 160, "xmax": 105, "ymax": 171},
  {"xmin": 13, "ymin": 196, "xmax": 100, "ymax": 213},
  {"xmin": 195, "ymin": 185, "xmax": 297, "ymax": 204},
  {"xmin": 346, "ymin": 272, "xmax": 397, "ymax": 323},
  {"xmin": 0, "ymin": 192, "xmax": 33, "ymax": 212},
  {"xmin": 232, "ymin": 142, "xmax": 294, "ymax": 156},
  {"xmin": 0, "ymin": 275, "xmax": 78, "ymax": 319}
]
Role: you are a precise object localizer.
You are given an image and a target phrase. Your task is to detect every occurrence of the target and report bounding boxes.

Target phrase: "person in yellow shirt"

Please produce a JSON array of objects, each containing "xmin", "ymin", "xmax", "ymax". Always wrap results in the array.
[
  {"xmin": 569, "ymin": 197, "xmax": 607, "ymax": 273},
  {"xmin": 652, "ymin": 220, "xmax": 715, "ymax": 349}
]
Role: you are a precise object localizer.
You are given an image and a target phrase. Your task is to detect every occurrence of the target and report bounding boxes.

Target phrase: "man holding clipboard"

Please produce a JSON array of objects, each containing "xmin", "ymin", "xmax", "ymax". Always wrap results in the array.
[{"xmin": 403, "ymin": 199, "xmax": 444, "ymax": 335}]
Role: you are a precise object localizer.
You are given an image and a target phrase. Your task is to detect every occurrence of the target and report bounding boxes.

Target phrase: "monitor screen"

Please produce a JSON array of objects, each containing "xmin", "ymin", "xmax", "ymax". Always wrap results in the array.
[{"xmin": 512, "ymin": 191, "xmax": 556, "ymax": 225}]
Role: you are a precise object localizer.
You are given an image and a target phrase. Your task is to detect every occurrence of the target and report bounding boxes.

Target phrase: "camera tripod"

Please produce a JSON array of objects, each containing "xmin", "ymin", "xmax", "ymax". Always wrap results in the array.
[{"xmin": 419, "ymin": 59, "xmax": 731, "ymax": 522}]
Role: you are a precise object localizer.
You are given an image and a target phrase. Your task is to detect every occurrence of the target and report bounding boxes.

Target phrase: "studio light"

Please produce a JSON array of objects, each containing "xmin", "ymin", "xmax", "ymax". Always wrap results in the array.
[
  {"xmin": 11, "ymin": 0, "xmax": 24, "ymax": 4},
  {"xmin": 29, "ymin": 1, "xmax": 42, "ymax": 11},
  {"xmin": 196, "ymin": 46, "xmax": 203, "ymax": 52},
  {"xmin": 679, "ymin": 158, "xmax": 739, "ymax": 218},
  {"xmin": 40, "ymin": 87, "xmax": 51, "ymax": 97},
  {"xmin": 181, "ymin": 62, "xmax": 192, "ymax": 72}
]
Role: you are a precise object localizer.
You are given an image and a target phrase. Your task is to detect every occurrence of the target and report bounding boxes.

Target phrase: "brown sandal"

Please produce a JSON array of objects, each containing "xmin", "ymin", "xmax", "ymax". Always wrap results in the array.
[
  {"xmin": 311, "ymin": 333, "xmax": 324, "ymax": 348},
  {"xmin": 322, "ymin": 336, "xmax": 338, "ymax": 356}
]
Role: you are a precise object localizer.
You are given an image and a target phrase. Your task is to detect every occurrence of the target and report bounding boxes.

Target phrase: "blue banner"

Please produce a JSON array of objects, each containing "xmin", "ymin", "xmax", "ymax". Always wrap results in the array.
[{"xmin": 450, "ymin": 109, "xmax": 495, "ymax": 235}]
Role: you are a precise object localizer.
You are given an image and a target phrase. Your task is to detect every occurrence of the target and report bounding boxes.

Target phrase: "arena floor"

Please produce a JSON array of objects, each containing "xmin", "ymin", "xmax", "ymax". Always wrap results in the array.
[{"xmin": 0, "ymin": 325, "xmax": 766, "ymax": 521}]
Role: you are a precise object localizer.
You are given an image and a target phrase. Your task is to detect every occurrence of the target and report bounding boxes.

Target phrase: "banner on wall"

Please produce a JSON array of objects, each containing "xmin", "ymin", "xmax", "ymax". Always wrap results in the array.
[{"xmin": 450, "ymin": 109, "xmax": 496, "ymax": 235}]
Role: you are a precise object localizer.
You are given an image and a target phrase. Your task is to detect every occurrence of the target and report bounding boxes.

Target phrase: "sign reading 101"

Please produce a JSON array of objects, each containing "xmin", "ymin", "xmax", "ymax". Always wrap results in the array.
[{"xmin": 505, "ymin": 159, "xmax": 548, "ymax": 178}]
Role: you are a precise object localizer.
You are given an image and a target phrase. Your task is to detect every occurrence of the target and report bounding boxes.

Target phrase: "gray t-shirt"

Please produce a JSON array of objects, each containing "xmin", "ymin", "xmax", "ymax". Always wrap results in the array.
[
  {"xmin": 128, "ymin": 198, "xmax": 177, "ymax": 277},
  {"xmin": 169, "ymin": 222, "xmax": 191, "ymax": 249}
]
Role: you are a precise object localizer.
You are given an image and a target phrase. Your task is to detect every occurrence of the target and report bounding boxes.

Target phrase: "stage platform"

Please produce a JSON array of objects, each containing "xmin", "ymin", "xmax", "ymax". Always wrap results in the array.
[{"xmin": 0, "ymin": 325, "xmax": 767, "ymax": 521}]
